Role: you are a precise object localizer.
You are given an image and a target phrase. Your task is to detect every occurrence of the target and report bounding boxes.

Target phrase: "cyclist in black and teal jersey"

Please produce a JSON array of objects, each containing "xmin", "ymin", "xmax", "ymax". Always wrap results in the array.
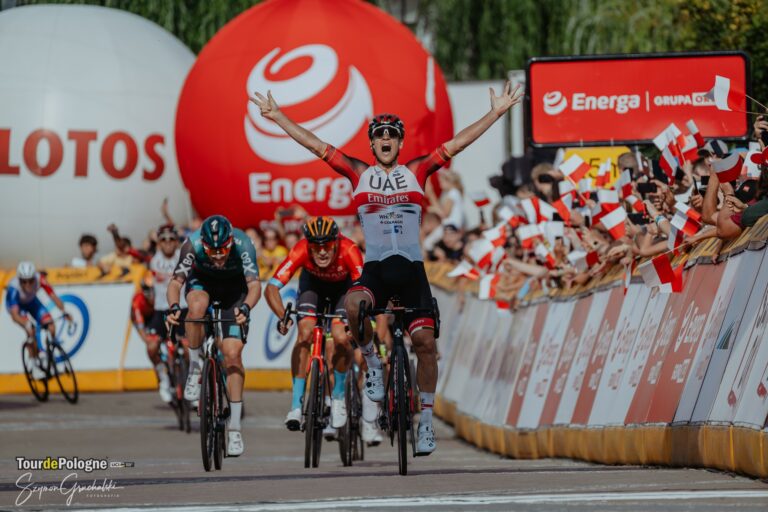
[{"xmin": 167, "ymin": 214, "xmax": 261, "ymax": 457}]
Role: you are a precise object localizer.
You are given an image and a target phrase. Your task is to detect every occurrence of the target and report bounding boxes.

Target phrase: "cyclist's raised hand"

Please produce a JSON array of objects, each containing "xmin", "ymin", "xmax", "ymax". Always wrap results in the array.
[
  {"xmin": 250, "ymin": 90, "xmax": 281, "ymax": 121},
  {"xmin": 62, "ymin": 312, "xmax": 73, "ymax": 323},
  {"xmin": 277, "ymin": 317, "xmax": 293, "ymax": 336},
  {"xmin": 489, "ymin": 81, "xmax": 523, "ymax": 117}
]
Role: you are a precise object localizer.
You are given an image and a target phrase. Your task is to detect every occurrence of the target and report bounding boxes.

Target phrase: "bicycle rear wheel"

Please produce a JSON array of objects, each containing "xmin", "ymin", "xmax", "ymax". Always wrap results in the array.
[
  {"xmin": 50, "ymin": 343, "xmax": 78, "ymax": 404},
  {"xmin": 179, "ymin": 357, "xmax": 191, "ymax": 433},
  {"xmin": 304, "ymin": 360, "xmax": 319, "ymax": 469},
  {"xmin": 200, "ymin": 358, "xmax": 215, "ymax": 472},
  {"xmin": 394, "ymin": 351, "xmax": 409, "ymax": 475},
  {"xmin": 338, "ymin": 368, "xmax": 354, "ymax": 466},
  {"xmin": 21, "ymin": 341, "xmax": 48, "ymax": 402}
]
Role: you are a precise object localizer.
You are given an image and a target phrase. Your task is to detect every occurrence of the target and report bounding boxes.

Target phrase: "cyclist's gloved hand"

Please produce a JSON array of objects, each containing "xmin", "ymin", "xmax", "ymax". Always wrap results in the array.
[
  {"xmin": 277, "ymin": 317, "xmax": 293, "ymax": 336},
  {"xmin": 166, "ymin": 303, "xmax": 182, "ymax": 326},
  {"xmin": 235, "ymin": 303, "xmax": 251, "ymax": 325},
  {"xmin": 62, "ymin": 312, "xmax": 73, "ymax": 323}
]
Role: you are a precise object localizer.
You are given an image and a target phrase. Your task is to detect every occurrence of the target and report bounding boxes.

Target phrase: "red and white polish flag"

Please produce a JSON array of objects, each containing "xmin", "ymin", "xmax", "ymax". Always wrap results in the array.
[
  {"xmin": 705, "ymin": 75, "xmax": 746, "ymax": 112},
  {"xmin": 653, "ymin": 123, "xmax": 682, "ymax": 151},
  {"xmin": 675, "ymin": 202, "xmax": 702, "ymax": 223},
  {"xmin": 687, "ymin": 119, "xmax": 705, "ymax": 148},
  {"xmin": 469, "ymin": 191, "xmax": 491, "ymax": 208},
  {"xmin": 521, "ymin": 197, "xmax": 558, "ymax": 224},
  {"xmin": 541, "ymin": 220, "xmax": 564, "ymax": 246},
  {"xmin": 597, "ymin": 188, "xmax": 619, "ymax": 206},
  {"xmin": 599, "ymin": 205, "xmax": 627, "ymax": 239},
  {"xmin": 483, "ymin": 223, "xmax": 509, "ymax": 247},
  {"xmin": 679, "ymin": 135, "xmax": 699, "ymax": 163},
  {"xmin": 712, "ymin": 152, "xmax": 744, "ymax": 183},
  {"xmin": 516, "ymin": 223, "xmax": 544, "ymax": 249},
  {"xmin": 534, "ymin": 242, "xmax": 557, "ymax": 269},
  {"xmin": 595, "ymin": 159, "xmax": 611, "ymax": 188},
  {"xmin": 623, "ymin": 259, "xmax": 636, "ymax": 296},
  {"xmin": 617, "ymin": 169, "xmax": 633, "ymax": 198},
  {"xmin": 566, "ymin": 249, "xmax": 599, "ymax": 272},
  {"xmin": 659, "ymin": 145, "xmax": 680, "ymax": 182},
  {"xmin": 447, "ymin": 260, "xmax": 480, "ymax": 280},
  {"xmin": 478, "ymin": 273, "xmax": 501, "ymax": 300},
  {"xmin": 625, "ymin": 195, "xmax": 646, "ymax": 214},
  {"xmin": 671, "ymin": 212, "xmax": 700, "ymax": 237},
  {"xmin": 467, "ymin": 238, "xmax": 496, "ymax": 269},
  {"xmin": 667, "ymin": 224, "xmax": 686, "ymax": 252},
  {"xmin": 638, "ymin": 253, "xmax": 683, "ymax": 293},
  {"xmin": 552, "ymin": 194, "xmax": 573, "ymax": 224},
  {"xmin": 560, "ymin": 154, "xmax": 591, "ymax": 183}
]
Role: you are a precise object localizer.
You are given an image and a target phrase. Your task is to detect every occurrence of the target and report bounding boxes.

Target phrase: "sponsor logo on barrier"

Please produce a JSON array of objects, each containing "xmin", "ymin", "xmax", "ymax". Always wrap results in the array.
[
  {"xmin": 263, "ymin": 286, "xmax": 298, "ymax": 361},
  {"xmin": 39, "ymin": 294, "xmax": 89, "ymax": 359}
]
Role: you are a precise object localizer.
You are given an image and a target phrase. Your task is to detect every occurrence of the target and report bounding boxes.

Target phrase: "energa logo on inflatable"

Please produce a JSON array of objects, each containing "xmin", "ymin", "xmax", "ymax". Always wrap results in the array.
[{"xmin": 175, "ymin": 0, "xmax": 453, "ymax": 229}]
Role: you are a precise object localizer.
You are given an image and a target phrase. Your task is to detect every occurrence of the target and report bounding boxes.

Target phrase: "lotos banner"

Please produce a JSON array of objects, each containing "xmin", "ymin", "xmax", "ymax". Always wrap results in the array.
[
  {"xmin": 176, "ymin": 0, "xmax": 454, "ymax": 229},
  {"xmin": 527, "ymin": 52, "xmax": 749, "ymax": 147}
]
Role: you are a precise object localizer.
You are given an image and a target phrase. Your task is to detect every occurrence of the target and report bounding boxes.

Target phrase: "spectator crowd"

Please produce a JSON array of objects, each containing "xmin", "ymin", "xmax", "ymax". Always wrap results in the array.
[{"xmin": 58, "ymin": 112, "xmax": 768, "ymax": 312}]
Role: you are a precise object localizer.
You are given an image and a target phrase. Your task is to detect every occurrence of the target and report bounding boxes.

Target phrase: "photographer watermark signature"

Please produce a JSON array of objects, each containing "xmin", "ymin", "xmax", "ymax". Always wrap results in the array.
[{"xmin": 15, "ymin": 471, "xmax": 123, "ymax": 506}]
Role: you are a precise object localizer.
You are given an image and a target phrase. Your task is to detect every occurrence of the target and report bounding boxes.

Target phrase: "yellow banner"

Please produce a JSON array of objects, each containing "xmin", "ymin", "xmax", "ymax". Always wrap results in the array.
[
  {"xmin": 563, "ymin": 146, "xmax": 632, "ymax": 186},
  {"xmin": 39, "ymin": 265, "xmax": 146, "ymax": 286}
]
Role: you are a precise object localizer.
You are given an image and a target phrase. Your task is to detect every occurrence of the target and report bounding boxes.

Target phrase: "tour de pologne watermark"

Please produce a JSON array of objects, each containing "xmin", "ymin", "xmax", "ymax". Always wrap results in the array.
[{"xmin": 14, "ymin": 456, "xmax": 131, "ymax": 506}]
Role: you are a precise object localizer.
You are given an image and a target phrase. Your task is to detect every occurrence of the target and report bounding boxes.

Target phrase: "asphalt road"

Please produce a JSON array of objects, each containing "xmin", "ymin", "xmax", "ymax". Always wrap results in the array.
[{"xmin": 1, "ymin": 391, "xmax": 767, "ymax": 511}]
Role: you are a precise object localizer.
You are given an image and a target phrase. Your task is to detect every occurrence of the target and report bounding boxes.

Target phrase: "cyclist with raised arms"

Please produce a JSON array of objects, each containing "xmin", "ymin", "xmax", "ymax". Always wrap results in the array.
[
  {"xmin": 6, "ymin": 262, "xmax": 72, "ymax": 368},
  {"xmin": 166, "ymin": 215, "xmax": 261, "ymax": 457},
  {"xmin": 251, "ymin": 82, "xmax": 522, "ymax": 454},
  {"xmin": 265, "ymin": 217, "xmax": 380, "ymax": 440}
]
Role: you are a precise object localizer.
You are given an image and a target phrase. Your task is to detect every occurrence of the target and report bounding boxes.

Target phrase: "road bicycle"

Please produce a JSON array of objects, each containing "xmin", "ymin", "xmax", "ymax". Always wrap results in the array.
[
  {"xmin": 163, "ymin": 326, "xmax": 191, "ymax": 433},
  {"xmin": 185, "ymin": 301, "xmax": 248, "ymax": 472},
  {"xmin": 358, "ymin": 296, "xmax": 440, "ymax": 475},
  {"xmin": 21, "ymin": 317, "xmax": 78, "ymax": 404},
  {"xmin": 280, "ymin": 301, "xmax": 343, "ymax": 468}
]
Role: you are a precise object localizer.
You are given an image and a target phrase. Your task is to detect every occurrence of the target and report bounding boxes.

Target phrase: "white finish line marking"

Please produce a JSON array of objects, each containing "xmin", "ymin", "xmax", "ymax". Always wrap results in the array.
[{"xmin": 89, "ymin": 490, "xmax": 768, "ymax": 511}]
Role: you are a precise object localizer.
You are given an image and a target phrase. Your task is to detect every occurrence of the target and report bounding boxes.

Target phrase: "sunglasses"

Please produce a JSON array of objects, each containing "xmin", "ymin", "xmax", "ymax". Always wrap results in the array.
[
  {"xmin": 372, "ymin": 126, "xmax": 401, "ymax": 139},
  {"xmin": 309, "ymin": 241, "xmax": 336, "ymax": 252},
  {"xmin": 19, "ymin": 278, "xmax": 35, "ymax": 285},
  {"xmin": 159, "ymin": 235, "xmax": 178, "ymax": 242},
  {"xmin": 203, "ymin": 240, "xmax": 232, "ymax": 258}
]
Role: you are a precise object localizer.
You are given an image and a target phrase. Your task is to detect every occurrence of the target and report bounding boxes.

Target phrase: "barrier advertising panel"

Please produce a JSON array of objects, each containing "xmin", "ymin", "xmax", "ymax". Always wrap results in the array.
[
  {"xmin": 589, "ymin": 285, "xmax": 650, "ymax": 425},
  {"xmin": 517, "ymin": 301, "xmax": 575, "ymax": 428},
  {"xmin": 539, "ymin": 294, "xmax": 593, "ymax": 426}
]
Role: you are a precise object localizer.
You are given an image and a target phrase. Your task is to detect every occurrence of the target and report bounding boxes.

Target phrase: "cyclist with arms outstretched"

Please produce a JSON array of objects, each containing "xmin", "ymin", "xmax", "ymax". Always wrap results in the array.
[
  {"xmin": 251, "ymin": 82, "xmax": 522, "ymax": 454},
  {"xmin": 166, "ymin": 215, "xmax": 261, "ymax": 457}
]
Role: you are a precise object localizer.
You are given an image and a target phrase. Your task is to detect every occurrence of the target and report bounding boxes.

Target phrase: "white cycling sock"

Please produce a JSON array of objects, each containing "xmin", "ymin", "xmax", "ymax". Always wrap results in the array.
[
  {"xmin": 420, "ymin": 392, "xmax": 434, "ymax": 426},
  {"xmin": 360, "ymin": 341, "xmax": 382, "ymax": 370},
  {"xmin": 188, "ymin": 347, "xmax": 201, "ymax": 370},
  {"xmin": 228, "ymin": 401, "xmax": 242, "ymax": 431},
  {"xmin": 155, "ymin": 363, "xmax": 169, "ymax": 385}
]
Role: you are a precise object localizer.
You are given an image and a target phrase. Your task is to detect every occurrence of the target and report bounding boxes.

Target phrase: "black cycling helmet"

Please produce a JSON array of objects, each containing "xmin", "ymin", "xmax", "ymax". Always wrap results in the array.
[
  {"xmin": 302, "ymin": 216, "xmax": 339, "ymax": 244},
  {"xmin": 368, "ymin": 113, "xmax": 404, "ymax": 140},
  {"xmin": 200, "ymin": 215, "xmax": 233, "ymax": 251}
]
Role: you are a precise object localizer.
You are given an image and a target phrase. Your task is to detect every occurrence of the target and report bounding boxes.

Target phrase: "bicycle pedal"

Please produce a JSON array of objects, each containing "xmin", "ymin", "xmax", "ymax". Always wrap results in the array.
[{"xmin": 414, "ymin": 451, "xmax": 432, "ymax": 457}]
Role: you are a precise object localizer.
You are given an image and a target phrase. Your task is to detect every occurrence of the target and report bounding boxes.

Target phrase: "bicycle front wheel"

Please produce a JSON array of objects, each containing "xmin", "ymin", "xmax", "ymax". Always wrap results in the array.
[
  {"xmin": 51, "ymin": 343, "xmax": 78, "ymax": 404},
  {"xmin": 21, "ymin": 341, "xmax": 48, "ymax": 402},
  {"xmin": 304, "ymin": 359, "xmax": 319, "ymax": 469},
  {"xmin": 394, "ymin": 352, "xmax": 409, "ymax": 476},
  {"xmin": 213, "ymin": 363, "xmax": 225, "ymax": 470},
  {"xmin": 200, "ymin": 358, "xmax": 215, "ymax": 472}
]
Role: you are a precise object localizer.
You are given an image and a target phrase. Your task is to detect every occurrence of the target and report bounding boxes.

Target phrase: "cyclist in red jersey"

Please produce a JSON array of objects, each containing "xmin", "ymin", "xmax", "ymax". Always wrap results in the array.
[
  {"xmin": 265, "ymin": 217, "xmax": 364, "ymax": 435},
  {"xmin": 130, "ymin": 283, "xmax": 175, "ymax": 403},
  {"xmin": 251, "ymin": 82, "xmax": 523, "ymax": 455}
]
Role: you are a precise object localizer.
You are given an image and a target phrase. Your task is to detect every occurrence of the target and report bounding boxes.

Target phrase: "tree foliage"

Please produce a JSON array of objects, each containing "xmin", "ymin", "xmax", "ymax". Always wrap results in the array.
[{"xmin": 14, "ymin": 0, "xmax": 768, "ymax": 102}]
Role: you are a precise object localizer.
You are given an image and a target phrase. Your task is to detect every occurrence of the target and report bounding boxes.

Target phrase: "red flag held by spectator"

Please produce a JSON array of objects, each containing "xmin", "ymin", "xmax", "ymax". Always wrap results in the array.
[{"xmin": 712, "ymin": 153, "xmax": 744, "ymax": 183}]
